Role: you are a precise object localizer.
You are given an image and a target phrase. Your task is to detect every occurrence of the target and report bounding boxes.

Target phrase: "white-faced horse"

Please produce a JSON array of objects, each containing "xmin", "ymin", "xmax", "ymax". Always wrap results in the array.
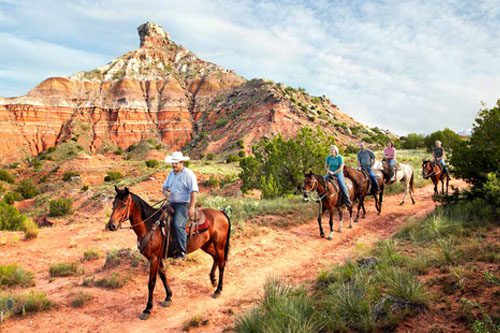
[{"xmin": 374, "ymin": 160, "xmax": 416, "ymax": 205}]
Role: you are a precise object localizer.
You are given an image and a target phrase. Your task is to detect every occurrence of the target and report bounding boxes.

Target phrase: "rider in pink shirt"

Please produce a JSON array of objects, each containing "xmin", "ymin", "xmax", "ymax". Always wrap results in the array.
[{"xmin": 383, "ymin": 141, "xmax": 397, "ymax": 182}]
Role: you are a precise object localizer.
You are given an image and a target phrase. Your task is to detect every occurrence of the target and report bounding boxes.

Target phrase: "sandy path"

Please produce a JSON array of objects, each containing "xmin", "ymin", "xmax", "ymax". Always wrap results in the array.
[{"xmin": 1, "ymin": 182, "xmax": 459, "ymax": 333}]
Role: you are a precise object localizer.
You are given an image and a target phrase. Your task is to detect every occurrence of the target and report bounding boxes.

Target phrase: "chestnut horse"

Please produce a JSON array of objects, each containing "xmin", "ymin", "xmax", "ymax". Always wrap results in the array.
[
  {"xmin": 422, "ymin": 159, "xmax": 449, "ymax": 195},
  {"xmin": 106, "ymin": 186, "xmax": 231, "ymax": 320},
  {"xmin": 343, "ymin": 166, "xmax": 384, "ymax": 219},
  {"xmin": 302, "ymin": 172, "xmax": 354, "ymax": 239}
]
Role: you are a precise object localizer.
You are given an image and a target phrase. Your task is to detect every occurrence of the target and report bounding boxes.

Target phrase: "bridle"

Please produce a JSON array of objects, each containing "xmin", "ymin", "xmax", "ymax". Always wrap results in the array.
[
  {"xmin": 303, "ymin": 175, "xmax": 328, "ymax": 202},
  {"xmin": 112, "ymin": 196, "xmax": 167, "ymax": 230},
  {"xmin": 422, "ymin": 160, "xmax": 441, "ymax": 179}
]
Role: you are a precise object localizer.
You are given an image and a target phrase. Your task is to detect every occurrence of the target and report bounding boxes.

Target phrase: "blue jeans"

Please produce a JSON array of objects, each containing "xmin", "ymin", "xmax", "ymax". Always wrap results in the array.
[
  {"xmin": 171, "ymin": 202, "xmax": 189, "ymax": 254},
  {"xmin": 388, "ymin": 159, "xmax": 396, "ymax": 168},
  {"xmin": 324, "ymin": 172, "xmax": 350, "ymax": 199},
  {"xmin": 362, "ymin": 166, "xmax": 380, "ymax": 191}
]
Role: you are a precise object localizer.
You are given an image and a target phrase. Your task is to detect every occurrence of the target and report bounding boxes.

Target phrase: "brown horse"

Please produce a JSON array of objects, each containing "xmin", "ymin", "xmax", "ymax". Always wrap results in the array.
[
  {"xmin": 343, "ymin": 166, "xmax": 384, "ymax": 219},
  {"xmin": 422, "ymin": 159, "xmax": 449, "ymax": 196},
  {"xmin": 106, "ymin": 186, "xmax": 231, "ymax": 320},
  {"xmin": 302, "ymin": 172, "xmax": 355, "ymax": 239}
]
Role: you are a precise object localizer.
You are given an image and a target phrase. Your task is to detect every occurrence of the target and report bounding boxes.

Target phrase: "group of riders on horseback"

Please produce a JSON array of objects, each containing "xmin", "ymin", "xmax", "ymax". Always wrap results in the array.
[
  {"xmin": 323, "ymin": 140, "xmax": 449, "ymax": 207},
  {"xmin": 106, "ymin": 142, "xmax": 449, "ymax": 319}
]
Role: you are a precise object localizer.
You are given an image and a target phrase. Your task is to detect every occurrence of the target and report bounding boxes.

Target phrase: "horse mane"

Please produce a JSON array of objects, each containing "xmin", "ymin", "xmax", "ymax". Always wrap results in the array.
[{"xmin": 130, "ymin": 192, "xmax": 163, "ymax": 226}]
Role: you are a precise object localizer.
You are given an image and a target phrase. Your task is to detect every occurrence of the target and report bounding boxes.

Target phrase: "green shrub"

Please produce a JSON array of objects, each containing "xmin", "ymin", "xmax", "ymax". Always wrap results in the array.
[
  {"xmin": 15, "ymin": 179, "xmax": 39, "ymax": 199},
  {"xmin": 49, "ymin": 262, "xmax": 80, "ymax": 277},
  {"xmin": 22, "ymin": 218, "xmax": 39, "ymax": 240},
  {"xmin": 226, "ymin": 155, "xmax": 240, "ymax": 163},
  {"xmin": 49, "ymin": 198, "xmax": 73, "ymax": 217},
  {"xmin": 215, "ymin": 118, "xmax": 229, "ymax": 128},
  {"xmin": 0, "ymin": 201, "xmax": 27, "ymax": 231},
  {"xmin": 94, "ymin": 273, "xmax": 128, "ymax": 289},
  {"xmin": 0, "ymin": 290, "xmax": 54, "ymax": 317},
  {"xmin": 240, "ymin": 127, "xmax": 335, "ymax": 196},
  {"xmin": 62, "ymin": 171, "xmax": 80, "ymax": 181},
  {"xmin": 237, "ymin": 150, "xmax": 245, "ymax": 158},
  {"xmin": 70, "ymin": 291, "xmax": 93, "ymax": 308},
  {"xmin": 104, "ymin": 171, "xmax": 123, "ymax": 182},
  {"xmin": 2, "ymin": 191, "xmax": 23, "ymax": 204},
  {"xmin": 0, "ymin": 264, "xmax": 34, "ymax": 288},
  {"xmin": 0, "ymin": 169, "xmax": 15, "ymax": 184},
  {"xmin": 206, "ymin": 153, "xmax": 215, "ymax": 161},
  {"xmin": 234, "ymin": 278, "xmax": 322, "ymax": 333},
  {"xmin": 82, "ymin": 249, "xmax": 100, "ymax": 261},
  {"xmin": 145, "ymin": 159, "xmax": 159, "ymax": 168}
]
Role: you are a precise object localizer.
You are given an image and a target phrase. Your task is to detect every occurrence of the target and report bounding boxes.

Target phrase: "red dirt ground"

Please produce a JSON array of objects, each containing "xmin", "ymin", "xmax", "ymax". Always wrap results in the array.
[{"xmin": 1, "ymin": 181, "xmax": 464, "ymax": 332}]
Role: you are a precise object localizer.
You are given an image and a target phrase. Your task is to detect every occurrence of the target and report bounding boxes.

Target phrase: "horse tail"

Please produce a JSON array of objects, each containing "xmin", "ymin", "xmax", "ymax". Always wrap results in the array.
[
  {"xmin": 410, "ymin": 168, "xmax": 415, "ymax": 193},
  {"xmin": 222, "ymin": 208, "xmax": 231, "ymax": 262}
]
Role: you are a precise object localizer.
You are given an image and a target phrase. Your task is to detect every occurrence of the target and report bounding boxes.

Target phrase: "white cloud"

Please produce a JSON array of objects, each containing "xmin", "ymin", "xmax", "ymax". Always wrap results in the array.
[{"xmin": 0, "ymin": 0, "xmax": 499, "ymax": 134}]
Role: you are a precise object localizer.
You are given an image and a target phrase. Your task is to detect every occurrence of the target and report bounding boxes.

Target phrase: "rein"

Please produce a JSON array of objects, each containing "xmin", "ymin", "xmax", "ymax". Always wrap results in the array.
[{"xmin": 118, "ymin": 198, "xmax": 168, "ymax": 230}]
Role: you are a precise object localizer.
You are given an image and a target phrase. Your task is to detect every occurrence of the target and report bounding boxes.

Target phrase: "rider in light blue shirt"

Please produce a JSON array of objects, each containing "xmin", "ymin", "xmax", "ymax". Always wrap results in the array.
[{"xmin": 325, "ymin": 145, "xmax": 352, "ymax": 207}]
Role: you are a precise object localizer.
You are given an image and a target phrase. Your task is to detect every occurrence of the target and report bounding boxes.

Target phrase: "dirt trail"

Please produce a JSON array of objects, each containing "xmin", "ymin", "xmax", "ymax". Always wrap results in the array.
[{"xmin": 1, "ymin": 182, "xmax": 461, "ymax": 333}]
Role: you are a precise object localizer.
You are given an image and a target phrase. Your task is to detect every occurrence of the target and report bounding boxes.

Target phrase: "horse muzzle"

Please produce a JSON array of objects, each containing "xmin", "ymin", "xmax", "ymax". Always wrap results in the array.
[{"xmin": 106, "ymin": 222, "xmax": 118, "ymax": 231}]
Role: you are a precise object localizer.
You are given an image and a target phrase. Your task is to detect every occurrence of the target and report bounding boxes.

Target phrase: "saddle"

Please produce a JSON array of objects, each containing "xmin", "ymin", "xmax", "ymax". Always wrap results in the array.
[{"xmin": 326, "ymin": 176, "xmax": 340, "ymax": 193}]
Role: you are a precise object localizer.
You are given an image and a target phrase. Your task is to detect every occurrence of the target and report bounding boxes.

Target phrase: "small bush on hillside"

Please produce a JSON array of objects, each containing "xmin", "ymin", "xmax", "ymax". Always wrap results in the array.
[
  {"xmin": 81, "ymin": 184, "xmax": 89, "ymax": 191},
  {"xmin": 15, "ymin": 179, "xmax": 39, "ymax": 199},
  {"xmin": 82, "ymin": 249, "xmax": 100, "ymax": 261},
  {"xmin": 0, "ymin": 201, "xmax": 27, "ymax": 231},
  {"xmin": 215, "ymin": 118, "xmax": 229, "ymax": 128},
  {"xmin": 62, "ymin": 171, "xmax": 80, "ymax": 181},
  {"xmin": 93, "ymin": 273, "xmax": 128, "ymax": 289},
  {"xmin": 49, "ymin": 262, "xmax": 80, "ymax": 277},
  {"xmin": 49, "ymin": 198, "xmax": 73, "ymax": 217},
  {"xmin": 145, "ymin": 160, "xmax": 159, "ymax": 168},
  {"xmin": 70, "ymin": 291, "xmax": 93, "ymax": 308},
  {"xmin": 2, "ymin": 191, "xmax": 23, "ymax": 204},
  {"xmin": 226, "ymin": 155, "xmax": 240, "ymax": 163},
  {"xmin": 0, "ymin": 169, "xmax": 15, "ymax": 184},
  {"xmin": 0, "ymin": 290, "xmax": 54, "ymax": 317},
  {"xmin": 104, "ymin": 171, "xmax": 123, "ymax": 182},
  {"xmin": 22, "ymin": 218, "xmax": 39, "ymax": 240},
  {"xmin": 0, "ymin": 264, "xmax": 34, "ymax": 288},
  {"xmin": 206, "ymin": 153, "xmax": 215, "ymax": 161}
]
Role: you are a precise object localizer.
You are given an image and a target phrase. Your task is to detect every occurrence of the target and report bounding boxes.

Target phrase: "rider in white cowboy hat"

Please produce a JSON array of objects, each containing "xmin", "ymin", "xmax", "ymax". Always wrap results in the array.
[{"xmin": 161, "ymin": 152, "xmax": 199, "ymax": 259}]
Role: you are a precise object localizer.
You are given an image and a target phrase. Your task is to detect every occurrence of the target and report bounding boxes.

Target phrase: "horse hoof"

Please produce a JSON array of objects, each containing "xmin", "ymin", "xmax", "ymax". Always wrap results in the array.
[
  {"xmin": 211, "ymin": 280, "xmax": 217, "ymax": 287},
  {"xmin": 320, "ymin": 234, "xmax": 325, "ymax": 238},
  {"xmin": 349, "ymin": 225, "xmax": 353, "ymax": 229},
  {"xmin": 354, "ymin": 218, "xmax": 359, "ymax": 223},
  {"xmin": 412, "ymin": 201, "xmax": 416, "ymax": 205},
  {"xmin": 160, "ymin": 300, "xmax": 172, "ymax": 307},
  {"xmin": 212, "ymin": 291, "xmax": 221, "ymax": 299},
  {"xmin": 327, "ymin": 236, "xmax": 332, "ymax": 240},
  {"xmin": 399, "ymin": 202, "xmax": 404, "ymax": 206},
  {"xmin": 140, "ymin": 312, "xmax": 150, "ymax": 320},
  {"xmin": 338, "ymin": 229, "xmax": 342, "ymax": 233}
]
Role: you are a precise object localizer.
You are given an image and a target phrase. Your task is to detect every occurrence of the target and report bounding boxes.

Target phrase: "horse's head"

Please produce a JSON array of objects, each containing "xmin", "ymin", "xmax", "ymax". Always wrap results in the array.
[
  {"xmin": 421, "ymin": 159, "xmax": 433, "ymax": 179},
  {"xmin": 302, "ymin": 172, "xmax": 319, "ymax": 201},
  {"xmin": 106, "ymin": 186, "xmax": 132, "ymax": 231}
]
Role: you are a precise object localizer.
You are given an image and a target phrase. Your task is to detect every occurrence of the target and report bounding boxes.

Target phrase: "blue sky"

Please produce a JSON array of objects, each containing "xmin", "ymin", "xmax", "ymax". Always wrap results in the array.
[{"xmin": 1, "ymin": 0, "xmax": 499, "ymax": 134}]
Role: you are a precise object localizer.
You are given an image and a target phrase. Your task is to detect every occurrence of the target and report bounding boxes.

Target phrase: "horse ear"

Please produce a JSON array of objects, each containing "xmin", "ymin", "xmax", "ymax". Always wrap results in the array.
[
  {"xmin": 114, "ymin": 185, "xmax": 119, "ymax": 193},
  {"xmin": 124, "ymin": 187, "xmax": 130, "ymax": 195}
]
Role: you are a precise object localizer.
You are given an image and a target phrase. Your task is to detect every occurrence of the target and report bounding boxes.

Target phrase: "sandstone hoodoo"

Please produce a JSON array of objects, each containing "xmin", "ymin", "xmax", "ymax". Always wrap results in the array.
[{"xmin": 0, "ymin": 22, "xmax": 385, "ymax": 162}]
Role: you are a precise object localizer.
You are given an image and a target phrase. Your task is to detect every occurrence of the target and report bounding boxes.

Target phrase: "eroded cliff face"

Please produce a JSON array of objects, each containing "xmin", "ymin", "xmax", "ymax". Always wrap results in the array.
[{"xmin": 0, "ymin": 21, "xmax": 371, "ymax": 162}]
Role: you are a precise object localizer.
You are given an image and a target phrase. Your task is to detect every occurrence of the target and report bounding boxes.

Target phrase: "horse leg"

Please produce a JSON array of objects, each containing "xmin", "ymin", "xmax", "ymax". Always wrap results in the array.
[
  {"xmin": 378, "ymin": 188, "xmax": 383, "ymax": 214},
  {"xmin": 318, "ymin": 208, "xmax": 325, "ymax": 238},
  {"xmin": 441, "ymin": 177, "xmax": 445, "ymax": 194},
  {"xmin": 354, "ymin": 198, "xmax": 361, "ymax": 223},
  {"xmin": 327, "ymin": 209, "xmax": 334, "ymax": 240},
  {"xmin": 213, "ymin": 243, "xmax": 226, "ymax": 298},
  {"xmin": 338, "ymin": 209, "xmax": 343, "ymax": 233},
  {"xmin": 400, "ymin": 184, "xmax": 407, "ymax": 205},
  {"xmin": 202, "ymin": 243, "xmax": 218, "ymax": 286},
  {"xmin": 350, "ymin": 206, "xmax": 354, "ymax": 228},
  {"xmin": 362, "ymin": 197, "xmax": 366, "ymax": 219},
  {"xmin": 158, "ymin": 261, "xmax": 172, "ymax": 307},
  {"xmin": 446, "ymin": 175, "xmax": 449, "ymax": 194},
  {"xmin": 141, "ymin": 256, "xmax": 159, "ymax": 320}
]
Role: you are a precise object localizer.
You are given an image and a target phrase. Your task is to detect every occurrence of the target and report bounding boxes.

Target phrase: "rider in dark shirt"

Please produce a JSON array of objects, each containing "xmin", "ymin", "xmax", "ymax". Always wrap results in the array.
[{"xmin": 432, "ymin": 141, "xmax": 447, "ymax": 173}]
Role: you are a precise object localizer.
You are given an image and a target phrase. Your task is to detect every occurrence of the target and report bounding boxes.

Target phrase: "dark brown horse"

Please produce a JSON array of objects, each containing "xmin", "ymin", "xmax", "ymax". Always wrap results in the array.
[
  {"xmin": 343, "ymin": 166, "xmax": 385, "ymax": 219},
  {"xmin": 302, "ymin": 172, "xmax": 354, "ymax": 239},
  {"xmin": 106, "ymin": 186, "xmax": 231, "ymax": 320},
  {"xmin": 422, "ymin": 159, "xmax": 449, "ymax": 196}
]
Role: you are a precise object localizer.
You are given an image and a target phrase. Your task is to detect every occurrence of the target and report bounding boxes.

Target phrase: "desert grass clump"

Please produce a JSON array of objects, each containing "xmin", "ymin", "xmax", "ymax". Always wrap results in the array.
[
  {"xmin": 2, "ymin": 191, "xmax": 23, "ymax": 204},
  {"xmin": 0, "ymin": 290, "xmax": 54, "ymax": 317},
  {"xmin": 379, "ymin": 267, "xmax": 428, "ymax": 307},
  {"xmin": 49, "ymin": 198, "xmax": 73, "ymax": 217},
  {"xmin": 182, "ymin": 315, "xmax": 209, "ymax": 331},
  {"xmin": 234, "ymin": 278, "xmax": 322, "ymax": 333},
  {"xmin": 22, "ymin": 218, "xmax": 39, "ymax": 240},
  {"xmin": 70, "ymin": 291, "xmax": 93, "ymax": 308},
  {"xmin": 82, "ymin": 248, "xmax": 100, "ymax": 261},
  {"xmin": 0, "ymin": 201, "xmax": 28, "ymax": 230},
  {"xmin": 104, "ymin": 171, "xmax": 123, "ymax": 182},
  {"xmin": 436, "ymin": 238, "xmax": 462, "ymax": 265},
  {"xmin": 145, "ymin": 159, "xmax": 159, "ymax": 168},
  {"xmin": 62, "ymin": 171, "xmax": 80, "ymax": 181},
  {"xmin": 0, "ymin": 170, "xmax": 15, "ymax": 184},
  {"xmin": 49, "ymin": 262, "xmax": 80, "ymax": 277},
  {"xmin": 0, "ymin": 264, "xmax": 34, "ymax": 288},
  {"xmin": 104, "ymin": 248, "xmax": 145, "ymax": 269},
  {"xmin": 94, "ymin": 272, "xmax": 129, "ymax": 289}
]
